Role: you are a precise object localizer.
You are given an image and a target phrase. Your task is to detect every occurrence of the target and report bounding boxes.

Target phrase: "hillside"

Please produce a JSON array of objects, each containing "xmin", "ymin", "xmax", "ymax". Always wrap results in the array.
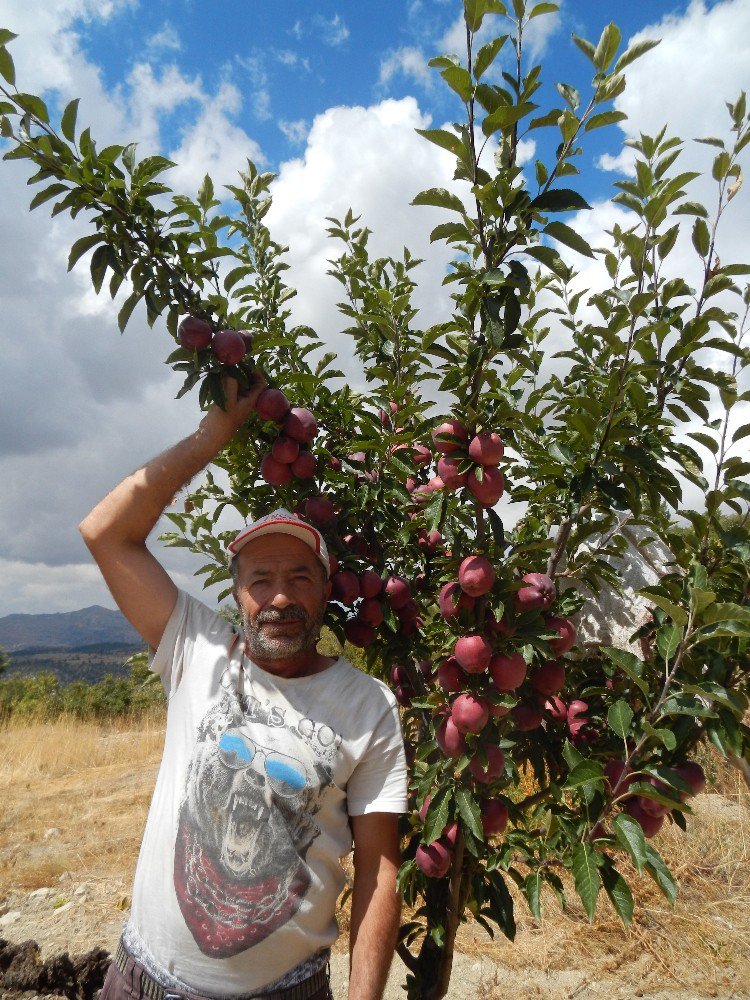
[{"xmin": 0, "ymin": 606, "xmax": 140, "ymax": 653}]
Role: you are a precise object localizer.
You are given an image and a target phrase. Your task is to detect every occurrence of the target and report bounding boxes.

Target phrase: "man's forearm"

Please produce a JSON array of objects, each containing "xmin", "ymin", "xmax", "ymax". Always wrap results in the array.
[
  {"xmin": 79, "ymin": 379, "xmax": 261, "ymax": 548},
  {"xmin": 80, "ymin": 418, "xmax": 235, "ymax": 547},
  {"xmin": 348, "ymin": 872, "xmax": 401, "ymax": 1000}
]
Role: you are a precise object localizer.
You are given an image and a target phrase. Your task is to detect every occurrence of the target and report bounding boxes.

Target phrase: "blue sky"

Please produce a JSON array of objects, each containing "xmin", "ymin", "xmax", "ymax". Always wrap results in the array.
[{"xmin": 0, "ymin": 0, "xmax": 748, "ymax": 618}]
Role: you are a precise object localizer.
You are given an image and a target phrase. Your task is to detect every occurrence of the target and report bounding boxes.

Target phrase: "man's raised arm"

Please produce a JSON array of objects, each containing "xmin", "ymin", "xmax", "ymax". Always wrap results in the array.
[{"xmin": 79, "ymin": 376, "xmax": 265, "ymax": 649}]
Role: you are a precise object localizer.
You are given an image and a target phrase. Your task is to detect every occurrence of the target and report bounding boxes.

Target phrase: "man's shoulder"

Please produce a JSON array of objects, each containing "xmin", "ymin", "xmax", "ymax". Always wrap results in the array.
[{"xmin": 171, "ymin": 589, "xmax": 238, "ymax": 644}]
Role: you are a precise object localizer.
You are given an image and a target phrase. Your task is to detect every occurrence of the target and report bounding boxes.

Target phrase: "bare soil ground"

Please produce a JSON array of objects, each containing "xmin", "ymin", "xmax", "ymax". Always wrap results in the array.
[{"xmin": 1, "ymin": 716, "xmax": 748, "ymax": 999}]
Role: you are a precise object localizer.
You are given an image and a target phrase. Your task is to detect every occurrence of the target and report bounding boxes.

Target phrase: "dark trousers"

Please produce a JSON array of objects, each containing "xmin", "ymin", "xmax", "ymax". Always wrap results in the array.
[{"xmin": 99, "ymin": 946, "xmax": 333, "ymax": 1000}]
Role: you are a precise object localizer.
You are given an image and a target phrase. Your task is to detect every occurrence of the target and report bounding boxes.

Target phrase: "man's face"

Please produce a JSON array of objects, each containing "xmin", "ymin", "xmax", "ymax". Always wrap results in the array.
[{"xmin": 233, "ymin": 533, "xmax": 330, "ymax": 664}]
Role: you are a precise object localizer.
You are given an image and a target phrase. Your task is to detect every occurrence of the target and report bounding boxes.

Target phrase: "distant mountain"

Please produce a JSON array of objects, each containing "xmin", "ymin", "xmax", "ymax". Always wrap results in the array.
[{"xmin": 0, "ymin": 605, "xmax": 141, "ymax": 653}]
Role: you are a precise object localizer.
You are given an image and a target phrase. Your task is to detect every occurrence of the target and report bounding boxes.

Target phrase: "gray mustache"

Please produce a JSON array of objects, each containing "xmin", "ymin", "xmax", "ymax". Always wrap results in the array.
[{"xmin": 257, "ymin": 607, "xmax": 307, "ymax": 624}]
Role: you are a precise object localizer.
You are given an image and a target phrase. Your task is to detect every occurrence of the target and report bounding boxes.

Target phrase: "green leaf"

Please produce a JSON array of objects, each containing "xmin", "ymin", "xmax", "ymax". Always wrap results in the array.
[
  {"xmin": 430, "ymin": 221, "xmax": 472, "ymax": 244},
  {"xmin": 614, "ymin": 38, "xmax": 660, "ymax": 73},
  {"xmin": 564, "ymin": 760, "xmax": 605, "ymax": 790},
  {"xmin": 644, "ymin": 844, "xmax": 677, "ymax": 904},
  {"xmin": 600, "ymin": 861, "xmax": 634, "ymax": 926},
  {"xmin": 67, "ymin": 234, "xmax": 104, "ymax": 272},
  {"xmin": 572, "ymin": 843, "xmax": 602, "ymax": 921},
  {"xmin": 411, "ymin": 187, "xmax": 466, "ymax": 214},
  {"xmin": 455, "ymin": 786, "xmax": 484, "ymax": 841},
  {"xmin": 89, "ymin": 243, "xmax": 109, "ymax": 294},
  {"xmin": 638, "ymin": 589, "xmax": 688, "ymax": 626},
  {"xmin": 530, "ymin": 188, "xmax": 591, "ymax": 213},
  {"xmin": 15, "ymin": 92, "xmax": 48, "ymax": 123},
  {"xmin": 415, "ymin": 128, "xmax": 466, "ymax": 158},
  {"xmin": 0, "ymin": 29, "xmax": 19, "ymax": 46},
  {"xmin": 528, "ymin": 3, "xmax": 559, "ymax": 19},
  {"xmin": 571, "ymin": 34, "xmax": 596, "ymax": 63},
  {"xmin": 584, "ymin": 109, "xmax": 628, "ymax": 132},
  {"xmin": 602, "ymin": 647, "xmax": 650, "ymax": 695},
  {"xmin": 118, "ymin": 291, "xmax": 141, "ymax": 333},
  {"xmin": 482, "ymin": 102, "xmax": 537, "ymax": 136},
  {"xmin": 29, "ymin": 182, "xmax": 68, "ymax": 211},
  {"xmin": 523, "ymin": 871, "xmax": 542, "ymax": 919},
  {"xmin": 692, "ymin": 217, "xmax": 710, "ymax": 258},
  {"xmin": 612, "ymin": 813, "xmax": 647, "ymax": 874},
  {"xmin": 464, "ymin": 0, "xmax": 508, "ymax": 32},
  {"xmin": 60, "ymin": 98, "xmax": 79, "ymax": 143},
  {"xmin": 593, "ymin": 23, "xmax": 621, "ymax": 73},
  {"xmin": 441, "ymin": 64, "xmax": 474, "ymax": 102},
  {"xmin": 422, "ymin": 786, "xmax": 453, "ymax": 845},
  {"xmin": 544, "ymin": 220, "xmax": 594, "ymax": 257},
  {"xmin": 474, "ymin": 35, "xmax": 507, "ymax": 80},
  {"xmin": 607, "ymin": 701, "xmax": 634, "ymax": 740},
  {"xmin": 656, "ymin": 622, "xmax": 683, "ymax": 661},
  {"xmin": 0, "ymin": 45, "xmax": 15, "ymax": 85}
]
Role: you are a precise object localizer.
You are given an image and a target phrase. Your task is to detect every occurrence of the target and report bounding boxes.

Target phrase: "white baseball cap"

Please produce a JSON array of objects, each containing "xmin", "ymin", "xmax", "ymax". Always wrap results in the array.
[{"xmin": 228, "ymin": 508, "xmax": 330, "ymax": 577}]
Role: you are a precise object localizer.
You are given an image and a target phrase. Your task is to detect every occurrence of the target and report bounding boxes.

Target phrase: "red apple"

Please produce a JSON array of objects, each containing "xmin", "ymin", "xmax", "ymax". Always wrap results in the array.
[
  {"xmin": 432, "ymin": 419, "xmax": 469, "ymax": 454},
  {"xmin": 468, "ymin": 745, "xmax": 505, "ymax": 784},
  {"xmin": 531, "ymin": 660, "xmax": 566, "ymax": 696},
  {"xmin": 451, "ymin": 693, "xmax": 490, "ymax": 735},
  {"xmin": 412, "ymin": 444, "xmax": 432, "ymax": 467},
  {"xmin": 290, "ymin": 451, "xmax": 317, "ymax": 479},
  {"xmin": 512, "ymin": 701, "xmax": 544, "ymax": 732},
  {"xmin": 625, "ymin": 798, "xmax": 665, "ymax": 838},
  {"xmin": 468, "ymin": 432, "xmax": 504, "ymax": 466},
  {"xmin": 283, "ymin": 407, "xmax": 318, "ymax": 443},
  {"xmin": 436, "ymin": 717, "xmax": 467, "ymax": 757},
  {"xmin": 480, "ymin": 798, "xmax": 509, "ymax": 837},
  {"xmin": 238, "ymin": 329, "xmax": 254, "ymax": 352},
  {"xmin": 394, "ymin": 685, "xmax": 412, "ymax": 706},
  {"xmin": 359, "ymin": 570, "xmax": 383, "ymax": 599},
  {"xmin": 467, "ymin": 466, "xmax": 504, "ymax": 506},
  {"xmin": 604, "ymin": 759, "xmax": 633, "ymax": 797},
  {"xmin": 305, "ymin": 496, "xmax": 336, "ymax": 525},
  {"xmin": 385, "ymin": 576, "xmax": 411, "ymax": 610},
  {"xmin": 418, "ymin": 529, "xmax": 443, "ymax": 554},
  {"xmin": 271, "ymin": 435, "xmax": 300, "ymax": 464},
  {"xmin": 211, "ymin": 328, "xmax": 246, "ymax": 365},
  {"xmin": 358, "ymin": 598, "xmax": 384, "ymax": 627},
  {"xmin": 489, "ymin": 652, "xmax": 527, "ymax": 692},
  {"xmin": 544, "ymin": 696, "xmax": 568, "ymax": 722},
  {"xmin": 438, "ymin": 581, "xmax": 475, "ymax": 620},
  {"xmin": 458, "ymin": 555, "xmax": 495, "ymax": 597},
  {"xmin": 256, "ymin": 388, "xmax": 291, "ymax": 422},
  {"xmin": 674, "ymin": 761, "xmax": 706, "ymax": 799},
  {"xmin": 331, "ymin": 571, "xmax": 361, "ymax": 605},
  {"xmin": 437, "ymin": 456, "xmax": 468, "ymax": 490},
  {"xmin": 514, "ymin": 572, "xmax": 556, "ymax": 613},
  {"xmin": 545, "ymin": 616, "xmax": 576, "ymax": 656},
  {"xmin": 442, "ymin": 822, "xmax": 459, "ymax": 848},
  {"xmin": 437, "ymin": 657, "xmax": 466, "ymax": 693},
  {"xmin": 454, "ymin": 635, "xmax": 492, "ymax": 674},
  {"xmin": 260, "ymin": 454, "xmax": 293, "ymax": 485},
  {"xmin": 415, "ymin": 841, "xmax": 452, "ymax": 878},
  {"xmin": 178, "ymin": 316, "xmax": 212, "ymax": 350},
  {"xmin": 344, "ymin": 620, "xmax": 374, "ymax": 648}
]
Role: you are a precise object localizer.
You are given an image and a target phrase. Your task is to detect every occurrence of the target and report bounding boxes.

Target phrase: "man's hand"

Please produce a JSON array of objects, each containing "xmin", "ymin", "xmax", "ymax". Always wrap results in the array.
[{"xmin": 201, "ymin": 369, "xmax": 268, "ymax": 445}]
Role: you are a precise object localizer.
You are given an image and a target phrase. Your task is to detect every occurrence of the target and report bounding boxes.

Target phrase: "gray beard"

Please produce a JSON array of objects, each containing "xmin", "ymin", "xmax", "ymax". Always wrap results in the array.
[{"xmin": 241, "ymin": 604, "xmax": 325, "ymax": 662}]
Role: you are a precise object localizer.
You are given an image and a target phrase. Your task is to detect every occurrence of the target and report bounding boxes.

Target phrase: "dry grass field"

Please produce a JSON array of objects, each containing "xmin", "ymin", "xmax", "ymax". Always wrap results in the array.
[{"xmin": 0, "ymin": 714, "xmax": 748, "ymax": 999}]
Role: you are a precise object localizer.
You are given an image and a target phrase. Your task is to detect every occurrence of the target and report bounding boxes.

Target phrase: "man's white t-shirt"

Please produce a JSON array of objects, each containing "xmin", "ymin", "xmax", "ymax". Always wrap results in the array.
[{"xmin": 123, "ymin": 590, "xmax": 408, "ymax": 995}]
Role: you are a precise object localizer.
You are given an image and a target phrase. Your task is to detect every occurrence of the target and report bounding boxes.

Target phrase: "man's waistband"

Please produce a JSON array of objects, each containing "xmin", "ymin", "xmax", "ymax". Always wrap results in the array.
[{"xmin": 114, "ymin": 939, "xmax": 330, "ymax": 1000}]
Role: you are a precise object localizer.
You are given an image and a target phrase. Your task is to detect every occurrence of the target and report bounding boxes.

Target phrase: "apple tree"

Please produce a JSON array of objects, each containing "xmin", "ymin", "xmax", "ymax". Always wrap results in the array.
[{"xmin": 2, "ymin": 2, "xmax": 749, "ymax": 997}]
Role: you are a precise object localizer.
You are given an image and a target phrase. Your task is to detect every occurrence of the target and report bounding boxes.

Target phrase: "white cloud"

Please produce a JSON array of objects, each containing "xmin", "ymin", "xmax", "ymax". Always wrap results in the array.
[
  {"xmin": 235, "ymin": 53, "xmax": 272, "ymax": 121},
  {"xmin": 315, "ymin": 13, "xmax": 349, "ymax": 47},
  {"xmin": 148, "ymin": 23, "xmax": 181, "ymax": 53},
  {"xmin": 379, "ymin": 47, "xmax": 433, "ymax": 91},
  {"xmin": 266, "ymin": 98, "xmax": 462, "ymax": 380},
  {"xmin": 278, "ymin": 118, "xmax": 309, "ymax": 145}
]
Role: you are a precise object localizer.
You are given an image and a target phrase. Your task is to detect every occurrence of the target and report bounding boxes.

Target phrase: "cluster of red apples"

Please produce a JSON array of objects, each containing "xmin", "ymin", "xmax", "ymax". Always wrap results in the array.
[
  {"xmin": 327, "ymin": 566, "xmax": 420, "ymax": 649},
  {"xmin": 411, "ymin": 567, "xmax": 578, "ymax": 877},
  {"xmin": 178, "ymin": 316, "xmax": 253, "ymax": 365},
  {"xmin": 602, "ymin": 757, "xmax": 706, "ymax": 838},
  {"xmin": 254, "ymin": 388, "xmax": 319, "ymax": 484},
  {"xmin": 416, "ymin": 418, "xmax": 505, "ymax": 508}
]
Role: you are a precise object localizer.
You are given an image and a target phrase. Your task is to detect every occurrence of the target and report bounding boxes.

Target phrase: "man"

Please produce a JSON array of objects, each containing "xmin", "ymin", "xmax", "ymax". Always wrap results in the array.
[{"xmin": 80, "ymin": 376, "xmax": 407, "ymax": 1000}]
